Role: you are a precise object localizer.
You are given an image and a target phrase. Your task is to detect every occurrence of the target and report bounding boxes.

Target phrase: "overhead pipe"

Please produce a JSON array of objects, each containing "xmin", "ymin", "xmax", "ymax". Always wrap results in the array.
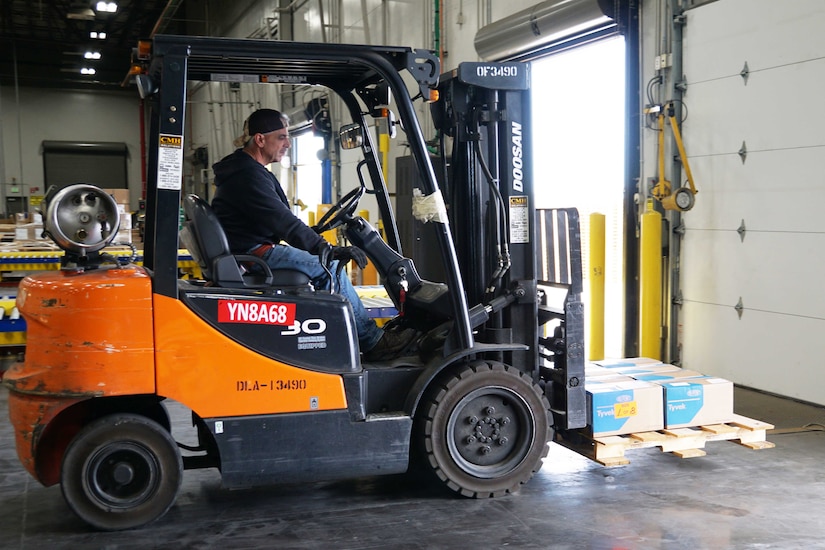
[{"xmin": 474, "ymin": 0, "xmax": 616, "ymax": 60}]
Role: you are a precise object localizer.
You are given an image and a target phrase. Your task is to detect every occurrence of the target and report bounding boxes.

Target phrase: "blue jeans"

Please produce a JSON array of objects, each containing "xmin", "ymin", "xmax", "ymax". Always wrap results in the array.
[{"xmin": 253, "ymin": 244, "xmax": 382, "ymax": 351}]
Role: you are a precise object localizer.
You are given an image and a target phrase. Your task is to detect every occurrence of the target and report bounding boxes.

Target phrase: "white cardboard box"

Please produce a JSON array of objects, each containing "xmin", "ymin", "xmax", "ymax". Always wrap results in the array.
[
  {"xmin": 14, "ymin": 223, "xmax": 44, "ymax": 241},
  {"xmin": 585, "ymin": 364, "xmax": 617, "ymax": 378},
  {"xmin": 586, "ymin": 379, "xmax": 664, "ymax": 436},
  {"xmin": 595, "ymin": 357, "xmax": 663, "ymax": 369},
  {"xmin": 586, "ymin": 374, "xmax": 636, "ymax": 384},
  {"xmin": 657, "ymin": 377, "xmax": 734, "ymax": 428},
  {"xmin": 633, "ymin": 369, "xmax": 706, "ymax": 383},
  {"xmin": 607, "ymin": 363, "xmax": 682, "ymax": 377}
]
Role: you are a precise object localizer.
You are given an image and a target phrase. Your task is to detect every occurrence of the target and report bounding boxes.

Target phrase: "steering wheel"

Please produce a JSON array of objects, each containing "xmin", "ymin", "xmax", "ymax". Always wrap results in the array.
[{"xmin": 313, "ymin": 185, "xmax": 365, "ymax": 234}]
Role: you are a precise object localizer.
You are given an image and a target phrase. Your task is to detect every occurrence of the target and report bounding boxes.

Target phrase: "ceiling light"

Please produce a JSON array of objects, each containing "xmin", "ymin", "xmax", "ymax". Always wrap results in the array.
[
  {"xmin": 84, "ymin": 51, "xmax": 102, "ymax": 60},
  {"xmin": 81, "ymin": 68, "xmax": 97, "ymax": 75},
  {"xmin": 95, "ymin": 2, "xmax": 118, "ymax": 13},
  {"xmin": 90, "ymin": 31, "xmax": 107, "ymax": 39}
]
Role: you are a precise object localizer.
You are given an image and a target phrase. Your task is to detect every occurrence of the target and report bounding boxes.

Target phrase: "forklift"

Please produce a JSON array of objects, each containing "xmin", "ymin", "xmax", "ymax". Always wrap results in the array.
[{"xmin": 4, "ymin": 36, "xmax": 585, "ymax": 530}]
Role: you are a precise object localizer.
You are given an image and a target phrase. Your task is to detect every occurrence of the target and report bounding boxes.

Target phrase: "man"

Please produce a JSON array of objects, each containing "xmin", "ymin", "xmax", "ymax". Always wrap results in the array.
[{"xmin": 211, "ymin": 108, "xmax": 416, "ymax": 361}]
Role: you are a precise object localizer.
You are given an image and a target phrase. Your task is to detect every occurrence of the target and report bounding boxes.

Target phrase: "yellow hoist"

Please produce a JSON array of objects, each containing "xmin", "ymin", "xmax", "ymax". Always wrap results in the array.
[{"xmin": 649, "ymin": 101, "xmax": 698, "ymax": 212}]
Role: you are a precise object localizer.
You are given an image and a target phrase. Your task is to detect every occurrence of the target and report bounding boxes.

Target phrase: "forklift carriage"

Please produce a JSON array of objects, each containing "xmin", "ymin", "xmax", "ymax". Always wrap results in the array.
[{"xmin": 3, "ymin": 35, "xmax": 585, "ymax": 530}]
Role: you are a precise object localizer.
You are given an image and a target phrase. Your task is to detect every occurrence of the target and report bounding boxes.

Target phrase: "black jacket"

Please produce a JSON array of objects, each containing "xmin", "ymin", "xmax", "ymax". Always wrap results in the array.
[{"xmin": 211, "ymin": 149, "xmax": 325, "ymax": 254}]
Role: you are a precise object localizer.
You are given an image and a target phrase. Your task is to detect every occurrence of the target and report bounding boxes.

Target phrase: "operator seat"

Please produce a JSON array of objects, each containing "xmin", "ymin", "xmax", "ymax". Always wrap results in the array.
[{"xmin": 180, "ymin": 194, "xmax": 310, "ymax": 289}]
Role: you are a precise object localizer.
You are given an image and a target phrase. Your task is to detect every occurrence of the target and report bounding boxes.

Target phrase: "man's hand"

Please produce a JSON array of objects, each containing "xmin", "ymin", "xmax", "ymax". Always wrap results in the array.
[
  {"xmin": 315, "ymin": 242, "xmax": 368, "ymax": 269},
  {"xmin": 332, "ymin": 246, "xmax": 368, "ymax": 269}
]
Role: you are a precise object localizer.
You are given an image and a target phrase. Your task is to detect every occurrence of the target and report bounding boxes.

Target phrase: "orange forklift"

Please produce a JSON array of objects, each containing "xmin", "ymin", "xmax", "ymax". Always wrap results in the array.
[{"xmin": 4, "ymin": 35, "xmax": 585, "ymax": 530}]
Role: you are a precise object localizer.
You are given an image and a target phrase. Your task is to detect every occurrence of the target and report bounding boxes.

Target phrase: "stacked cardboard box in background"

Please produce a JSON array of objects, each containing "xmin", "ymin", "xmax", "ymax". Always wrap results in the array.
[
  {"xmin": 102, "ymin": 189, "xmax": 133, "ymax": 245},
  {"xmin": 585, "ymin": 357, "xmax": 735, "ymax": 436}
]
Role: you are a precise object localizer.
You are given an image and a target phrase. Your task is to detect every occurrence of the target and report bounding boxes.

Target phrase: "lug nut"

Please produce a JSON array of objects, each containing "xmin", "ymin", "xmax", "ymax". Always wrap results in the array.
[
  {"xmin": 501, "ymin": 417, "xmax": 510, "ymax": 425},
  {"xmin": 468, "ymin": 415, "xmax": 478, "ymax": 424},
  {"xmin": 499, "ymin": 437, "xmax": 508, "ymax": 446},
  {"xmin": 466, "ymin": 436, "xmax": 476, "ymax": 444}
]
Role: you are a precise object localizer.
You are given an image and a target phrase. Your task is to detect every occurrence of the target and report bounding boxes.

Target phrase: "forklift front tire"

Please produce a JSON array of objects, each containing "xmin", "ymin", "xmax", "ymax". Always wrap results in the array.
[
  {"xmin": 60, "ymin": 413, "xmax": 183, "ymax": 531},
  {"xmin": 418, "ymin": 360, "xmax": 551, "ymax": 498}
]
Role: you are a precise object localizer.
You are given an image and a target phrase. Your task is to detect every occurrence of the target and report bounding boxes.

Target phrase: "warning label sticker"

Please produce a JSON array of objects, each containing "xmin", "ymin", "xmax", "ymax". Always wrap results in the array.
[
  {"xmin": 509, "ymin": 196, "xmax": 529, "ymax": 244},
  {"xmin": 158, "ymin": 134, "xmax": 183, "ymax": 190}
]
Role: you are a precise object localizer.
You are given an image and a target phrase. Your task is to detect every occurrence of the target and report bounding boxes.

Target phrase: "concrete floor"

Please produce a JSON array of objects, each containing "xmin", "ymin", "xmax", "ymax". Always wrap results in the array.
[{"xmin": 1, "ymin": 385, "xmax": 823, "ymax": 549}]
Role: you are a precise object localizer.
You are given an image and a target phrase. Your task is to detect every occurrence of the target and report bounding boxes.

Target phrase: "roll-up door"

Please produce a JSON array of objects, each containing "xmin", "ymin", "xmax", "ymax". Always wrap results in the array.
[
  {"xmin": 677, "ymin": 0, "xmax": 825, "ymax": 405},
  {"xmin": 42, "ymin": 141, "xmax": 128, "ymax": 190}
]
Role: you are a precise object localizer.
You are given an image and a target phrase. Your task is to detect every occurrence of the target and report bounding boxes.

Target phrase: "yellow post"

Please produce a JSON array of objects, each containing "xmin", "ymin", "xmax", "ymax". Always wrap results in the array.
[
  {"xmin": 358, "ymin": 208, "xmax": 379, "ymax": 286},
  {"xmin": 639, "ymin": 199, "xmax": 662, "ymax": 359},
  {"xmin": 315, "ymin": 204, "xmax": 336, "ymax": 245},
  {"xmin": 379, "ymin": 133, "xmax": 390, "ymax": 183},
  {"xmin": 588, "ymin": 213, "xmax": 606, "ymax": 361}
]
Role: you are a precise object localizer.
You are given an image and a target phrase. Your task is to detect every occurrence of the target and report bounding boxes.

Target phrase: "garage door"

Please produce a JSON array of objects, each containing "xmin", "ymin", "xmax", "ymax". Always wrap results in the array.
[{"xmin": 678, "ymin": 0, "xmax": 825, "ymax": 404}]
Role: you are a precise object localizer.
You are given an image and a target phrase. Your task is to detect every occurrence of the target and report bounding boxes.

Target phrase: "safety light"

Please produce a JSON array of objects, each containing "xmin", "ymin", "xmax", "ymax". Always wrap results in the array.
[
  {"xmin": 81, "ymin": 68, "xmax": 96, "ymax": 75},
  {"xmin": 90, "ymin": 31, "xmax": 107, "ymax": 39},
  {"xmin": 137, "ymin": 40, "xmax": 152, "ymax": 61},
  {"xmin": 84, "ymin": 51, "xmax": 101, "ymax": 60},
  {"xmin": 95, "ymin": 2, "xmax": 118, "ymax": 13}
]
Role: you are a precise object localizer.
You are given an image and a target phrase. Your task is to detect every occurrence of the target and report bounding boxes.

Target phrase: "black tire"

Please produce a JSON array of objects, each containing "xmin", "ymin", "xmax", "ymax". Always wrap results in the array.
[
  {"xmin": 61, "ymin": 413, "xmax": 183, "ymax": 531},
  {"xmin": 417, "ymin": 360, "xmax": 551, "ymax": 498}
]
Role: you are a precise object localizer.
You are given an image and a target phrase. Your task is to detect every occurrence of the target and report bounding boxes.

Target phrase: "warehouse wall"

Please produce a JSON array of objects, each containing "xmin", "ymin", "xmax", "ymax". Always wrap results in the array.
[
  {"xmin": 0, "ymin": 87, "xmax": 143, "ymax": 210},
  {"xmin": 639, "ymin": 0, "xmax": 825, "ymax": 405}
]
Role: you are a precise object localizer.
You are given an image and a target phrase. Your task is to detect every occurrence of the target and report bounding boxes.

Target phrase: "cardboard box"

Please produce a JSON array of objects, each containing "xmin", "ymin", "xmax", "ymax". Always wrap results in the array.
[
  {"xmin": 595, "ymin": 357, "xmax": 663, "ymax": 369},
  {"xmin": 657, "ymin": 377, "xmax": 734, "ymax": 428},
  {"xmin": 102, "ymin": 188, "xmax": 130, "ymax": 210},
  {"xmin": 113, "ymin": 228, "xmax": 132, "ymax": 244},
  {"xmin": 586, "ymin": 379, "xmax": 664, "ymax": 436},
  {"xmin": 585, "ymin": 364, "xmax": 615, "ymax": 378},
  {"xmin": 607, "ymin": 363, "xmax": 682, "ymax": 377},
  {"xmin": 14, "ymin": 223, "xmax": 44, "ymax": 241},
  {"xmin": 586, "ymin": 374, "xmax": 636, "ymax": 385},
  {"xmin": 633, "ymin": 369, "xmax": 706, "ymax": 383}
]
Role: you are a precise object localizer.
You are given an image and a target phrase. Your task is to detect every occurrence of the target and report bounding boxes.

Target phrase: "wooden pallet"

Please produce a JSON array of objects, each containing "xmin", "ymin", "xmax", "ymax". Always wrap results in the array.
[{"xmin": 558, "ymin": 414, "xmax": 775, "ymax": 467}]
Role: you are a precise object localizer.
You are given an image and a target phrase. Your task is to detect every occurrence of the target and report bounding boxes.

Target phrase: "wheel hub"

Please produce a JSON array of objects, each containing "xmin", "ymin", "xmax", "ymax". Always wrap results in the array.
[
  {"xmin": 111, "ymin": 462, "xmax": 136, "ymax": 485},
  {"xmin": 446, "ymin": 387, "xmax": 534, "ymax": 478}
]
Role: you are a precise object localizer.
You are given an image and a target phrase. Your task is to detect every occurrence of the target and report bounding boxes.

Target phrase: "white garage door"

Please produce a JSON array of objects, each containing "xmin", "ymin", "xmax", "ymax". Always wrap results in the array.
[{"xmin": 679, "ymin": 0, "xmax": 825, "ymax": 404}]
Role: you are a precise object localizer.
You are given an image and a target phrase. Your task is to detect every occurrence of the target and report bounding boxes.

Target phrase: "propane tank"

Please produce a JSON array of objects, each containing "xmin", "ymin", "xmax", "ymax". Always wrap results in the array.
[{"xmin": 42, "ymin": 184, "xmax": 120, "ymax": 256}]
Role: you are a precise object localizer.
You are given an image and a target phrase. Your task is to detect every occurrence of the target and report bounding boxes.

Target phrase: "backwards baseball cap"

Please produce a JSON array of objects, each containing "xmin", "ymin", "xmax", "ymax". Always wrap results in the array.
[{"xmin": 247, "ymin": 108, "xmax": 287, "ymax": 135}]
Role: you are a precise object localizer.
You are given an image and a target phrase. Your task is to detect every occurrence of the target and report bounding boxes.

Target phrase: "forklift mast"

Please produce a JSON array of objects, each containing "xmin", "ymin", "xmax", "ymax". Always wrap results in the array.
[{"xmin": 433, "ymin": 63, "xmax": 586, "ymax": 430}]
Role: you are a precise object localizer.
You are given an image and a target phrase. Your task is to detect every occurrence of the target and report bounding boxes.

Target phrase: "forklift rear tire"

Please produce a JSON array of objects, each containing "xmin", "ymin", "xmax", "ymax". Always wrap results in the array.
[
  {"xmin": 60, "ymin": 413, "xmax": 183, "ymax": 531},
  {"xmin": 418, "ymin": 360, "xmax": 551, "ymax": 497}
]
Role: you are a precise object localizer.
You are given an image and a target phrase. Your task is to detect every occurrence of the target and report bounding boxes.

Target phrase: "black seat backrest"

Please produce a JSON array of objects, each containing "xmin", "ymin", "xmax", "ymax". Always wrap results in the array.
[{"xmin": 180, "ymin": 194, "xmax": 275, "ymax": 289}]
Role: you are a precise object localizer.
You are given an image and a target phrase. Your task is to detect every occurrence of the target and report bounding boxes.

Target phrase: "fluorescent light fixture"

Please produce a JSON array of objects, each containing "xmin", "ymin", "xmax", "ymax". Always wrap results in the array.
[
  {"xmin": 90, "ymin": 31, "xmax": 107, "ymax": 39},
  {"xmin": 95, "ymin": 2, "xmax": 118, "ymax": 13},
  {"xmin": 84, "ymin": 51, "xmax": 102, "ymax": 60},
  {"xmin": 81, "ymin": 68, "xmax": 97, "ymax": 75}
]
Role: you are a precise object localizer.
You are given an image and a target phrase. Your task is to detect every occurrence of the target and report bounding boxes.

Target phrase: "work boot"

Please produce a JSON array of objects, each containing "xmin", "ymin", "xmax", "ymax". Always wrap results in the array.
[{"xmin": 363, "ymin": 327, "xmax": 419, "ymax": 362}]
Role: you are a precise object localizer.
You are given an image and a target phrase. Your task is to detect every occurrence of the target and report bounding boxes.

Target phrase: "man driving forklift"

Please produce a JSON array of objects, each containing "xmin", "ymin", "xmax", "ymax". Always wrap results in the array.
[{"xmin": 211, "ymin": 108, "xmax": 418, "ymax": 361}]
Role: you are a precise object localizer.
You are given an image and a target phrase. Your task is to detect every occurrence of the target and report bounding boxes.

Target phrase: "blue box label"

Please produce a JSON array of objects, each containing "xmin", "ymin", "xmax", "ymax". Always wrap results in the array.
[{"xmin": 663, "ymin": 382, "xmax": 704, "ymax": 425}]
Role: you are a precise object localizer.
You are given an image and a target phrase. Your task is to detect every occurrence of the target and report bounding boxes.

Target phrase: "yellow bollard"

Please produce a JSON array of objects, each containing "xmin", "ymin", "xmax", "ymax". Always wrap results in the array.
[
  {"xmin": 639, "ymin": 199, "xmax": 663, "ymax": 359},
  {"xmin": 358, "ymin": 208, "xmax": 379, "ymax": 286},
  {"xmin": 589, "ymin": 213, "xmax": 606, "ymax": 361},
  {"xmin": 316, "ymin": 204, "xmax": 336, "ymax": 245}
]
